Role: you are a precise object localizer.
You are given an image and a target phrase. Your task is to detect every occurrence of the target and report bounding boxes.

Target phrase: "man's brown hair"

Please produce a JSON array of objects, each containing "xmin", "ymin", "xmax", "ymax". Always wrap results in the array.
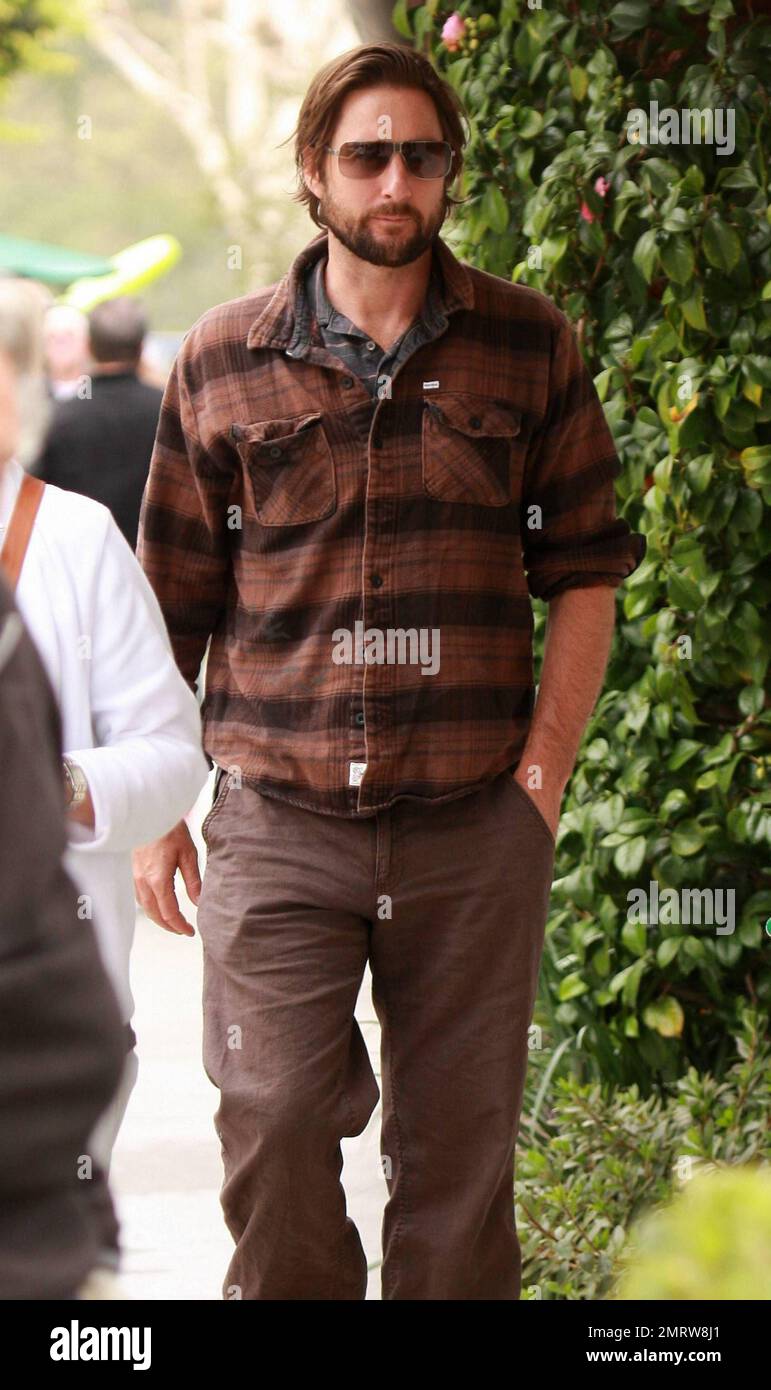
[{"xmin": 283, "ymin": 43, "xmax": 469, "ymax": 230}]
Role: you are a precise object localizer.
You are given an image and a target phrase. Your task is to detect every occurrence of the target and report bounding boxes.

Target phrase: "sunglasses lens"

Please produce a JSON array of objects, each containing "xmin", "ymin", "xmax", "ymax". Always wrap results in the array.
[
  {"xmin": 404, "ymin": 142, "xmax": 452, "ymax": 178},
  {"xmin": 338, "ymin": 142, "xmax": 391, "ymax": 178},
  {"xmin": 335, "ymin": 141, "xmax": 452, "ymax": 179}
]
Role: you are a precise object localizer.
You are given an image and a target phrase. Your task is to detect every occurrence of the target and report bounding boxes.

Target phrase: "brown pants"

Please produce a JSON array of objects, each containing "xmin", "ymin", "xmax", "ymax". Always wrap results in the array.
[{"xmin": 197, "ymin": 768, "xmax": 555, "ymax": 1300}]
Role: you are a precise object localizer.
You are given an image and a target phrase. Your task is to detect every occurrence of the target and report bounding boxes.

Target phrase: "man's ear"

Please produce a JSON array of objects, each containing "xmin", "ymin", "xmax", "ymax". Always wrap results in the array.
[{"xmin": 301, "ymin": 145, "xmax": 321, "ymax": 197}]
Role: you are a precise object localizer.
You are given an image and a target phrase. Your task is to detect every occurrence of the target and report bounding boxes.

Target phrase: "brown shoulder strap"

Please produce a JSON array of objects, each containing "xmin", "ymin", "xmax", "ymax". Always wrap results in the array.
[{"xmin": 0, "ymin": 472, "xmax": 46, "ymax": 592}]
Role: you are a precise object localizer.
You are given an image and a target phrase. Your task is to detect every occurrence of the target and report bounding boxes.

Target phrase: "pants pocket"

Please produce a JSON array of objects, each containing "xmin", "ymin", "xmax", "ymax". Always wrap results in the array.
[
  {"xmin": 201, "ymin": 767, "xmax": 233, "ymax": 848},
  {"xmin": 503, "ymin": 771, "xmax": 557, "ymax": 851}
]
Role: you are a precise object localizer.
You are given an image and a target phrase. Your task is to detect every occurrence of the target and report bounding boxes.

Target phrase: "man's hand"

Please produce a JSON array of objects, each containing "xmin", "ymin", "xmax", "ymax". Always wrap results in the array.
[
  {"xmin": 132, "ymin": 819, "xmax": 202, "ymax": 936},
  {"xmin": 511, "ymin": 771, "xmax": 564, "ymax": 842}
]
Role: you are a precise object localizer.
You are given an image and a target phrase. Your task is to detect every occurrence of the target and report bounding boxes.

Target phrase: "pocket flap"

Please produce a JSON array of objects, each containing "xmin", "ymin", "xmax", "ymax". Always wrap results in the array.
[
  {"xmin": 230, "ymin": 412, "xmax": 323, "ymax": 460},
  {"xmin": 425, "ymin": 395, "xmax": 522, "ymax": 439}
]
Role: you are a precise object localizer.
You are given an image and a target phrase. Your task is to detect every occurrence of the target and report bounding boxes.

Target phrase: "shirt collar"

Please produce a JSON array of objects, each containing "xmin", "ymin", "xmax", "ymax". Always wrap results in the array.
[
  {"xmin": 308, "ymin": 251, "xmax": 447, "ymax": 344},
  {"xmin": 246, "ymin": 228, "xmax": 474, "ymax": 355}
]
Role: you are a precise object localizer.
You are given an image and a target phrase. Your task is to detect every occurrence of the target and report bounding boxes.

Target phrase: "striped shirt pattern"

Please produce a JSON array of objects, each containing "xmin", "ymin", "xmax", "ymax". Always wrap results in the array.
[{"xmin": 137, "ymin": 228, "xmax": 646, "ymax": 817}]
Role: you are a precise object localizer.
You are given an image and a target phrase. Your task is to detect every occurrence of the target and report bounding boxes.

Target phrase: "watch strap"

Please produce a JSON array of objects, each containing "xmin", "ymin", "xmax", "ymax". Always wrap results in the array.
[{"xmin": 62, "ymin": 758, "xmax": 88, "ymax": 807}]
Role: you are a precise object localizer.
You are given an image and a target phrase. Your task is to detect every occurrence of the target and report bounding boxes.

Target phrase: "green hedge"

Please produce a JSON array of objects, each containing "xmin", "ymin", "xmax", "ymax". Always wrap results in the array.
[
  {"xmin": 403, "ymin": 0, "xmax": 771, "ymax": 1088},
  {"xmin": 516, "ymin": 1006, "xmax": 769, "ymax": 1298}
]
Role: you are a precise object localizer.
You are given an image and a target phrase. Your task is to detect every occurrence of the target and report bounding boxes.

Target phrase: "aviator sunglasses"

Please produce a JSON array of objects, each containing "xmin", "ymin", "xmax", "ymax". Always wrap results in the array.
[{"xmin": 322, "ymin": 139, "xmax": 454, "ymax": 180}]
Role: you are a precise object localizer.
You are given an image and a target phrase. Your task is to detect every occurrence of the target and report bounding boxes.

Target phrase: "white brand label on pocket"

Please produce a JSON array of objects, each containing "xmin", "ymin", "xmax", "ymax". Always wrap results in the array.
[{"xmin": 349, "ymin": 761, "xmax": 367, "ymax": 786}]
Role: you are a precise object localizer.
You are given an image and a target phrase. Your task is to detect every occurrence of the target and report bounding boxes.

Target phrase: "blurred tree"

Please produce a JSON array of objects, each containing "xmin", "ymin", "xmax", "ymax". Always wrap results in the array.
[
  {"xmin": 0, "ymin": 0, "xmax": 84, "ymax": 130},
  {"xmin": 85, "ymin": 0, "xmax": 360, "ymax": 283}
]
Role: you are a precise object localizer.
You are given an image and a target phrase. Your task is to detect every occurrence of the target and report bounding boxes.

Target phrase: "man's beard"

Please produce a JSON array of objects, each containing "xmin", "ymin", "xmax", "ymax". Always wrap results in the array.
[{"xmin": 317, "ymin": 186, "xmax": 447, "ymax": 267}]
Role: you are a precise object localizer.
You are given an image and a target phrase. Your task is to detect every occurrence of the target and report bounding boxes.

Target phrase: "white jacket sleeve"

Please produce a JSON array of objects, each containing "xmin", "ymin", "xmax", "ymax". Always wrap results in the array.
[{"xmin": 65, "ymin": 515, "xmax": 210, "ymax": 853}]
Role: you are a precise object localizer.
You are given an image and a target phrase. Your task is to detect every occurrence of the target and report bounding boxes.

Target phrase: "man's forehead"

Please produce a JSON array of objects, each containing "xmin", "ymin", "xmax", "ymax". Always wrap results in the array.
[{"xmin": 335, "ymin": 85, "xmax": 442, "ymax": 131}]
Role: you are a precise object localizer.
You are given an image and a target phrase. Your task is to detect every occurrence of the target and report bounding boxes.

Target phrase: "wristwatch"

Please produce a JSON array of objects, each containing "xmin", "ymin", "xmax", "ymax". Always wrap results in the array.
[{"xmin": 62, "ymin": 757, "xmax": 88, "ymax": 808}]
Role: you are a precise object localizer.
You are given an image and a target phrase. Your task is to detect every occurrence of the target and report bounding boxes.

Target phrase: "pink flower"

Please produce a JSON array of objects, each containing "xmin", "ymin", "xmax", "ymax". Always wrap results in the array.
[
  {"xmin": 594, "ymin": 176, "xmax": 611, "ymax": 197},
  {"xmin": 580, "ymin": 201, "xmax": 595, "ymax": 222},
  {"xmin": 441, "ymin": 13, "xmax": 467, "ymax": 50}
]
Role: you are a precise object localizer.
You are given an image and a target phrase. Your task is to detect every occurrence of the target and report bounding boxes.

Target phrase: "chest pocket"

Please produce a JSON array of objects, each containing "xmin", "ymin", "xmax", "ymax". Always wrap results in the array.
[
  {"xmin": 230, "ymin": 412, "xmax": 336, "ymax": 526},
  {"xmin": 422, "ymin": 394, "xmax": 523, "ymax": 506}
]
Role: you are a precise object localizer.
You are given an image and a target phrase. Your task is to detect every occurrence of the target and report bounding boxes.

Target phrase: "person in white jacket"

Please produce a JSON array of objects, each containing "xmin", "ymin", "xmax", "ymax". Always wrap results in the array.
[{"xmin": 0, "ymin": 277, "xmax": 210, "ymax": 1193}]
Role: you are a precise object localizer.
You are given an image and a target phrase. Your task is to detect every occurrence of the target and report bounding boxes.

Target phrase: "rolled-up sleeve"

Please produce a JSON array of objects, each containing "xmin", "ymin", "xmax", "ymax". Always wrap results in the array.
[{"xmin": 520, "ymin": 312, "xmax": 646, "ymax": 601}]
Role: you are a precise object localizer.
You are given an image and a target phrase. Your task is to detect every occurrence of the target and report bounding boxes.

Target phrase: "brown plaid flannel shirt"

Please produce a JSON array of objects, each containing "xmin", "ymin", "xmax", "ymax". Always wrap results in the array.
[{"xmin": 137, "ymin": 229, "xmax": 646, "ymax": 817}]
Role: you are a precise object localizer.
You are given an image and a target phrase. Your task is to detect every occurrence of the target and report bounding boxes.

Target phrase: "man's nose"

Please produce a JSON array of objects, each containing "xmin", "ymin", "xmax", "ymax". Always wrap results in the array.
[{"xmin": 378, "ymin": 150, "xmax": 413, "ymax": 199}]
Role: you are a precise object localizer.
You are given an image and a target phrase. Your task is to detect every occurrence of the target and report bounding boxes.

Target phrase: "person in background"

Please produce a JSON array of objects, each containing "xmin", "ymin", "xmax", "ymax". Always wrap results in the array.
[
  {"xmin": 32, "ymin": 296, "xmax": 164, "ymax": 548},
  {"xmin": 0, "ymin": 276, "xmax": 210, "ymax": 1253},
  {"xmin": 0, "ymin": 286, "xmax": 126, "ymax": 1300},
  {"xmin": 43, "ymin": 302, "xmax": 89, "ymax": 400}
]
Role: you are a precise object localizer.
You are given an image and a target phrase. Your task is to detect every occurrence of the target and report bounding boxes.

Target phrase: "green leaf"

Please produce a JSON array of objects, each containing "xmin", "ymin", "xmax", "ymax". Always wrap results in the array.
[
  {"xmin": 667, "ymin": 740, "xmax": 702, "ymax": 771},
  {"xmin": 702, "ymin": 215, "xmax": 742, "ymax": 272},
  {"xmin": 481, "ymin": 181, "xmax": 509, "ymax": 234},
  {"xmin": 569, "ymin": 66, "xmax": 588, "ymax": 102},
  {"xmin": 667, "ymin": 571, "xmax": 702, "ymax": 611},
  {"xmin": 680, "ymin": 290, "xmax": 708, "ymax": 332},
  {"xmin": 633, "ymin": 228, "xmax": 659, "ymax": 284},
  {"xmin": 622, "ymin": 918, "xmax": 647, "ymax": 956},
  {"xmin": 642, "ymin": 996, "xmax": 684, "ymax": 1038},
  {"xmin": 517, "ymin": 107, "xmax": 544, "ymax": 140},
  {"xmin": 738, "ymin": 685, "xmax": 765, "ymax": 716},
  {"xmin": 656, "ymin": 937, "xmax": 682, "ymax": 967},
  {"xmin": 661, "ymin": 236, "xmax": 694, "ymax": 285},
  {"xmin": 730, "ymin": 490, "xmax": 763, "ymax": 531},
  {"xmin": 594, "ymin": 794, "xmax": 625, "ymax": 831},
  {"xmin": 685, "ymin": 454, "xmax": 713, "ymax": 494},
  {"xmin": 671, "ymin": 823, "xmax": 706, "ymax": 857},
  {"xmin": 614, "ymin": 836, "xmax": 647, "ymax": 877},
  {"xmin": 608, "ymin": 0, "xmax": 651, "ymax": 37},
  {"xmin": 390, "ymin": 0, "xmax": 412, "ymax": 39},
  {"xmin": 558, "ymin": 971, "xmax": 589, "ymax": 1001},
  {"xmin": 624, "ymin": 957, "xmax": 648, "ymax": 1006}
]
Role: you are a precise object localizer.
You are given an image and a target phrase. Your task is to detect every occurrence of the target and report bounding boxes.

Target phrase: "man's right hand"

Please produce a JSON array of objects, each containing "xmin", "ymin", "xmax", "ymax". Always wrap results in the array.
[{"xmin": 132, "ymin": 819, "xmax": 202, "ymax": 937}]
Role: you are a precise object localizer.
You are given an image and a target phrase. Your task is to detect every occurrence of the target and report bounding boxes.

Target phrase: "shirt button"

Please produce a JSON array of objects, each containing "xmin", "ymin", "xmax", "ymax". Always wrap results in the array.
[
  {"xmin": 269, "ymin": 445, "xmax": 282, "ymax": 458},
  {"xmin": 366, "ymin": 341, "xmax": 376, "ymax": 351},
  {"xmin": 370, "ymin": 573, "xmax": 383, "ymax": 587},
  {"xmin": 469, "ymin": 415, "xmax": 482, "ymax": 429},
  {"xmin": 341, "ymin": 375, "xmax": 354, "ymax": 388},
  {"xmin": 354, "ymin": 710, "xmax": 365, "ymax": 727}
]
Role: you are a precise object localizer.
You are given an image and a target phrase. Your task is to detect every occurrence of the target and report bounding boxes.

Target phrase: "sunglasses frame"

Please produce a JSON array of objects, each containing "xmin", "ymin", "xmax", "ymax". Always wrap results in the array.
[{"xmin": 322, "ymin": 139, "xmax": 455, "ymax": 181}]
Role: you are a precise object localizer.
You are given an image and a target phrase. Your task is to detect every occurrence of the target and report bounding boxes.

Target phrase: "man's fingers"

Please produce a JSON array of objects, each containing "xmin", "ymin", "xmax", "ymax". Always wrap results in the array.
[
  {"xmin": 134, "ymin": 878, "xmax": 171, "ymax": 932},
  {"xmin": 133, "ymin": 874, "xmax": 159, "ymax": 922},
  {"xmin": 153, "ymin": 880, "xmax": 195, "ymax": 937},
  {"xmin": 131, "ymin": 824, "xmax": 198, "ymax": 936},
  {"xmin": 135, "ymin": 871, "xmax": 194, "ymax": 936},
  {"xmin": 177, "ymin": 840, "xmax": 202, "ymax": 906}
]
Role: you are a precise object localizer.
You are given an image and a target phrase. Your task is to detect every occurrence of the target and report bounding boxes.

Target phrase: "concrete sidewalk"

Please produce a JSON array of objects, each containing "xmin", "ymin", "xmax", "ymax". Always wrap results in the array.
[{"xmin": 109, "ymin": 772, "xmax": 388, "ymax": 1299}]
